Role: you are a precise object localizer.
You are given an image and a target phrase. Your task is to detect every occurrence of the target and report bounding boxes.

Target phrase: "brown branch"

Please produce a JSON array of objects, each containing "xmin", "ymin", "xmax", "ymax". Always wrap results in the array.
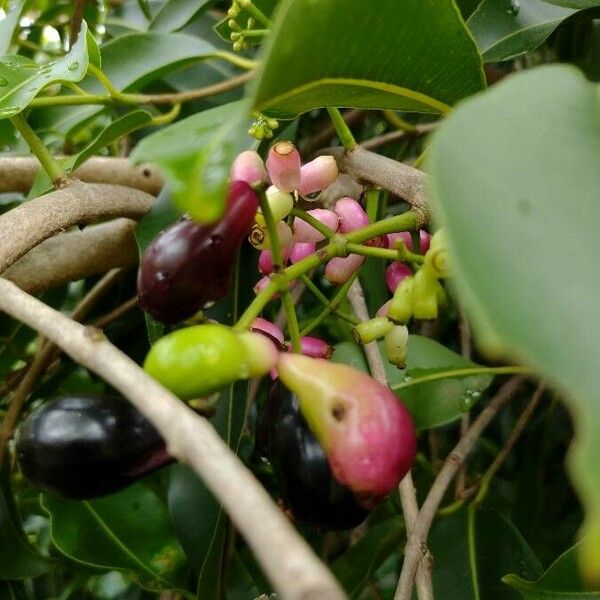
[
  {"xmin": 327, "ymin": 146, "xmax": 429, "ymax": 226},
  {"xmin": 0, "ymin": 269, "xmax": 125, "ymax": 466},
  {"xmin": 4, "ymin": 219, "xmax": 139, "ymax": 294},
  {"xmin": 394, "ymin": 376, "xmax": 526, "ymax": 600},
  {"xmin": 0, "ymin": 277, "xmax": 347, "ymax": 600},
  {"xmin": 92, "ymin": 297, "xmax": 139, "ymax": 329},
  {"xmin": 69, "ymin": 0, "xmax": 87, "ymax": 46},
  {"xmin": 0, "ymin": 156, "xmax": 163, "ymax": 195},
  {"xmin": 347, "ymin": 280, "xmax": 433, "ymax": 600},
  {"xmin": 0, "ymin": 181, "xmax": 153, "ymax": 274},
  {"xmin": 360, "ymin": 124, "xmax": 437, "ymax": 151}
]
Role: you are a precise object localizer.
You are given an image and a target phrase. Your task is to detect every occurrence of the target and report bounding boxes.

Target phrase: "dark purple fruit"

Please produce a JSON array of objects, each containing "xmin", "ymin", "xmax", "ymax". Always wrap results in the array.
[
  {"xmin": 137, "ymin": 181, "xmax": 259, "ymax": 323},
  {"xmin": 16, "ymin": 394, "xmax": 172, "ymax": 499},
  {"xmin": 261, "ymin": 382, "xmax": 370, "ymax": 530}
]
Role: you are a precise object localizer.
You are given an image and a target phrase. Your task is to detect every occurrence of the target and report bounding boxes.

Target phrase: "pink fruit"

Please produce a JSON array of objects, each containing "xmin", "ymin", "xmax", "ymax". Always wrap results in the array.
[
  {"xmin": 292, "ymin": 209, "xmax": 339, "ymax": 243},
  {"xmin": 298, "ymin": 156, "xmax": 339, "ymax": 198},
  {"xmin": 385, "ymin": 262, "xmax": 413, "ymax": 293},
  {"xmin": 387, "ymin": 230, "xmax": 431, "ymax": 254},
  {"xmin": 299, "ymin": 336, "xmax": 333, "ymax": 359},
  {"xmin": 325, "ymin": 254, "xmax": 365, "ymax": 285},
  {"xmin": 250, "ymin": 317, "xmax": 285, "ymax": 348},
  {"xmin": 289, "ymin": 242, "xmax": 316, "ymax": 264},
  {"xmin": 230, "ymin": 150, "xmax": 267, "ymax": 187},
  {"xmin": 334, "ymin": 197, "xmax": 369, "ymax": 233},
  {"xmin": 266, "ymin": 141, "xmax": 301, "ymax": 192}
]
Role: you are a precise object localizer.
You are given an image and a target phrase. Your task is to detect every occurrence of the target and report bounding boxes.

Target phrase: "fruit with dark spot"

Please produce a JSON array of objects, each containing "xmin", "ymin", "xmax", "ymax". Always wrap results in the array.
[
  {"xmin": 16, "ymin": 394, "xmax": 171, "ymax": 499},
  {"xmin": 137, "ymin": 181, "xmax": 259, "ymax": 323},
  {"xmin": 260, "ymin": 382, "xmax": 369, "ymax": 530}
]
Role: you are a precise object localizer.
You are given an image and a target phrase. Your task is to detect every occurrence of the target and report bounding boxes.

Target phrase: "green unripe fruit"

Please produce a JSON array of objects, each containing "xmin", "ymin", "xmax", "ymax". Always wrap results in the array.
[{"xmin": 144, "ymin": 324, "xmax": 249, "ymax": 399}]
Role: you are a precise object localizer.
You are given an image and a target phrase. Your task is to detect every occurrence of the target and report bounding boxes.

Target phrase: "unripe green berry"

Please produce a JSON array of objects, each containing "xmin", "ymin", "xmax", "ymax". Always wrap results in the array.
[{"xmin": 352, "ymin": 317, "xmax": 393, "ymax": 345}]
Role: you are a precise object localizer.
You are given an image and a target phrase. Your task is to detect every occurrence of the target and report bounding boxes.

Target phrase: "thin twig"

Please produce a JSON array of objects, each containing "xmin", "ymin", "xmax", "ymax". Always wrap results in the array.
[
  {"xmin": 360, "ymin": 124, "xmax": 437, "ymax": 151},
  {"xmin": 302, "ymin": 110, "xmax": 367, "ymax": 157},
  {"xmin": 69, "ymin": 0, "xmax": 87, "ymax": 47},
  {"xmin": 92, "ymin": 297, "xmax": 139, "ymax": 329},
  {"xmin": 347, "ymin": 280, "xmax": 433, "ymax": 600},
  {"xmin": 456, "ymin": 307, "xmax": 472, "ymax": 497},
  {"xmin": 0, "ymin": 181, "xmax": 153, "ymax": 274},
  {"xmin": 0, "ymin": 277, "xmax": 347, "ymax": 600},
  {"xmin": 0, "ymin": 269, "xmax": 125, "ymax": 467},
  {"xmin": 393, "ymin": 376, "xmax": 526, "ymax": 600}
]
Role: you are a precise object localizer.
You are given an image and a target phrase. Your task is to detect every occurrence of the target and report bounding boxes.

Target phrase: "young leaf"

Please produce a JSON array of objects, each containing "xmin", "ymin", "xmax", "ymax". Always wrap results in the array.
[
  {"xmin": 0, "ymin": 21, "xmax": 89, "ymax": 119},
  {"xmin": 131, "ymin": 100, "xmax": 251, "ymax": 222},
  {"xmin": 428, "ymin": 65, "xmax": 600, "ymax": 581},
  {"xmin": 251, "ymin": 0, "xmax": 486, "ymax": 117}
]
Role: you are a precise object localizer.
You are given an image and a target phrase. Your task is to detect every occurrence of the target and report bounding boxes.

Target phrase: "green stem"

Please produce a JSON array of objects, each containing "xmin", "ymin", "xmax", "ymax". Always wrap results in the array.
[
  {"xmin": 10, "ymin": 113, "xmax": 66, "ymax": 184},
  {"xmin": 30, "ymin": 94, "xmax": 114, "ymax": 107},
  {"xmin": 345, "ymin": 242, "xmax": 423, "ymax": 263},
  {"xmin": 467, "ymin": 505, "xmax": 481, "ymax": 600},
  {"xmin": 239, "ymin": 28, "xmax": 269, "ymax": 38},
  {"xmin": 149, "ymin": 103, "xmax": 181, "ymax": 126},
  {"xmin": 258, "ymin": 191, "xmax": 301, "ymax": 352},
  {"xmin": 391, "ymin": 365, "xmax": 529, "ymax": 392},
  {"xmin": 239, "ymin": 0, "xmax": 272, "ymax": 27},
  {"xmin": 290, "ymin": 207, "xmax": 336, "ymax": 239},
  {"xmin": 383, "ymin": 110, "xmax": 417, "ymax": 133},
  {"xmin": 326, "ymin": 107, "xmax": 357, "ymax": 151},
  {"xmin": 87, "ymin": 63, "xmax": 122, "ymax": 98},
  {"xmin": 345, "ymin": 211, "xmax": 417, "ymax": 244},
  {"xmin": 210, "ymin": 50, "xmax": 257, "ymax": 70}
]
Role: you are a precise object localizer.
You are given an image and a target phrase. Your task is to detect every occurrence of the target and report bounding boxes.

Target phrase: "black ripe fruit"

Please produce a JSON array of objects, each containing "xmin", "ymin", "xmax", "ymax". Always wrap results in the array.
[
  {"xmin": 137, "ymin": 181, "xmax": 259, "ymax": 323},
  {"xmin": 261, "ymin": 382, "xmax": 370, "ymax": 530},
  {"xmin": 16, "ymin": 394, "xmax": 171, "ymax": 499}
]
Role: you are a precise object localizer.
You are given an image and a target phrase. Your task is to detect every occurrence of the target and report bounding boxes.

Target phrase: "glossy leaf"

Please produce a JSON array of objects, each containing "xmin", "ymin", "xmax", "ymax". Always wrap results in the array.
[
  {"xmin": 0, "ymin": 1, "xmax": 24, "ymax": 54},
  {"xmin": 331, "ymin": 336, "xmax": 494, "ymax": 430},
  {"xmin": 332, "ymin": 517, "xmax": 404, "ymax": 598},
  {"xmin": 151, "ymin": 0, "xmax": 216, "ymax": 32},
  {"xmin": 429, "ymin": 507, "xmax": 542, "ymax": 599},
  {"xmin": 251, "ymin": 0, "xmax": 486, "ymax": 118},
  {"xmin": 35, "ymin": 31, "xmax": 219, "ymax": 136},
  {"xmin": 86, "ymin": 30, "xmax": 102, "ymax": 68},
  {"xmin": 131, "ymin": 100, "xmax": 251, "ymax": 222},
  {"xmin": 504, "ymin": 542, "xmax": 600, "ymax": 598},
  {"xmin": 428, "ymin": 65, "xmax": 600, "ymax": 579},
  {"xmin": 540, "ymin": 0, "xmax": 600, "ymax": 7},
  {"xmin": 41, "ymin": 483, "xmax": 189, "ymax": 593},
  {"xmin": 0, "ymin": 471, "xmax": 52, "ymax": 580},
  {"xmin": 0, "ymin": 22, "xmax": 89, "ymax": 119},
  {"xmin": 467, "ymin": 0, "xmax": 576, "ymax": 62}
]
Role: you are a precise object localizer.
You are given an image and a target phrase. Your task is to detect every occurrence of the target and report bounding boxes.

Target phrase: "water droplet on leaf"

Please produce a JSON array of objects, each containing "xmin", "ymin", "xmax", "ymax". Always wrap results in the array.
[
  {"xmin": 506, "ymin": 0, "xmax": 520, "ymax": 15},
  {"xmin": 68, "ymin": 61, "xmax": 79, "ymax": 71}
]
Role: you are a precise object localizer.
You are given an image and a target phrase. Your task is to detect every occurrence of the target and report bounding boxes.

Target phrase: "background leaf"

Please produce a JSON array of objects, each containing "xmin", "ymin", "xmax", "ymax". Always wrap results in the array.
[
  {"xmin": 131, "ymin": 100, "xmax": 251, "ymax": 222},
  {"xmin": 428, "ymin": 65, "xmax": 600, "ymax": 579},
  {"xmin": 150, "ymin": 0, "xmax": 217, "ymax": 32},
  {"xmin": 251, "ymin": 0, "xmax": 486, "ymax": 117},
  {"xmin": 332, "ymin": 336, "xmax": 493, "ymax": 430},
  {"xmin": 467, "ymin": 0, "xmax": 576, "ymax": 62},
  {"xmin": 42, "ymin": 483, "xmax": 189, "ymax": 593},
  {"xmin": 504, "ymin": 542, "xmax": 600, "ymax": 598},
  {"xmin": 539, "ymin": 0, "xmax": 600, "ymax": 7},
  {"xmin": 0, "ymin": 22, "xmax": 89, "ymax": 119},
  {"xmin": 0, "ymin": 0, "xmax": 24, "ymax": 54}
]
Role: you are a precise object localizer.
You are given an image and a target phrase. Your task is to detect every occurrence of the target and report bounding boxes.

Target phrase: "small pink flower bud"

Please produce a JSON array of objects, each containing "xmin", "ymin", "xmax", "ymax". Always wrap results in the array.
[
  {"xmin": 276, "ymin": 353, "xmax": 417, "ymax": 503},
  {"xmin": 325, "ymin": 254, "xmax": 365, "ymax": 285},
  {"xmin": 385, "ymin": 262, "xmax": 413, "ymax": 293},
  {"xmin": 292, "ymin": 208, "xmax": 339, "ymax": 243},
  {"xmin": 258, "ymin": 246, "xmax": 291, "ymax": 275},
  {"xmin": 298, "ymin": 156, "xmax": 339, "ymax": 198},
  {"xmin": 230, "ymin": 150, "xmax": 267, "ymax": 187},
  {"xmin": 387, "ymin": 230, "xmax": 431, "ymax": 254},
  {"xmin": 334, "ymin": 197, "xmax": 369, "ymax": 233},
  {"xmin": 376, "ymin": 300, "xmax": 392, "ymax": 318},
  {"xmin": 299, "ymin": 336, "xmax": 333, "ymax": 359},
  {"xmin": 236, "ymin": 331, "xmax": 279, "ymax": 377},
  {"xmin": 290, "ymin": 242, "xmax": 316, "ymax": 264},
  {"xmin": 250, "ymin": 317, "xmax": 285, "ymax": 348},
  {"xmin": 266, "ymin": 141, "xmax": 301, "ymax": 192}
]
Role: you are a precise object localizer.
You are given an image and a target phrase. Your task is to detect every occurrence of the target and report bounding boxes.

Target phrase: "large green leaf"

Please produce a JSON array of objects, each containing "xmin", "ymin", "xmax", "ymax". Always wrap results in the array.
[
  {"xmin": 467, "ymin": 0, "xmax": 576, "ymax": 62},
  {"xmin": 131, "ymin": 100, "xmax": 251, "ymax": 222},
  {"xmin": 150, "ymin": 0, "xmax": 216, "ymax": 32},
  {"xmin": 540, "ymin": 0, "xmax": 600, "ymax": 7},
  {"xmin": 0, "ymin": 22, "xmax": 89, "ymax": 119},
  {"xmin": 504, "ymin": 542, "xmax": 600, "ymax": 599},
  {"xmin": 427, "ymin": 65, "xmax": 600, "ymax": 580},
  {"xmin": 0, "ymin": 471, "xmax": 52, "ymax": 580},
  {"xmin": 34, "ymin": 31, "xmax": 220, "ymax": 136},
  {"xmin": 332, "ymin": 336, "xmax": 494, "ymax": 430},
  {"xmin": 0, "ymin": 1, "xmax": 24, "ymax": 54},
  {"xmin": 42, "ymin": 483, "xmax": 189, "ymax": 593},
  {"xmin": 251, "ymin": 0, "xmax": 486, "ymax": 118},
  {"xmin": 429, "ymin": 507, "xmax": 542, "ymax": 599}
]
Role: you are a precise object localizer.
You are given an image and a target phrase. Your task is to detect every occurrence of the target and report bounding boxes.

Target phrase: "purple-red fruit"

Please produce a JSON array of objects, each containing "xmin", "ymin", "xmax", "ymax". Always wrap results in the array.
[
  {"xmin": 137, "ymin": 181, "xmax": 258, "ymax": 323},
  {"xmin": 266, "ymin": 141, "xmax": 301, "ymax": 192},
  {"xmin": 260, "ymin": 382, "xmax": 370, "ymax": 530},
  {"xmin": 387, "ymin": 230, "xmax": 431, "ymax": 254},
  {"xmin": 299, "ymin": 336, "xmax": 333, "ymax": 359},
  {"xmin": 251, "ymin": 317, "xmax": 285, "ymax": 348},
  {"xmin": 290, "ymin": 242, "xmax": 316, "ymax": 264},
  {"xmin": 276, "ymin": 353, "xmax": 417, "ymax": 506},
  {"xmin": 385, "ymin": 262, "xmax": 413, "ymax": 293}
]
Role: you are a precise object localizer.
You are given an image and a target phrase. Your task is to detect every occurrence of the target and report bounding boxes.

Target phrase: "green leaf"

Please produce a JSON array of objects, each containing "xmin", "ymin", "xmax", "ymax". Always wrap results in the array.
[
  {"xmin": 504, "ymin": 542, "xmax": 600, "ymax": 599},
  {"xmin": 131, "ymin": 100, "xmax": 251, "ymax": 222},
  {"xmin": 331, "ymin": 336, "xmax": 494, "ymax": 430},
  {"xmin": 428, "ymin": 65, "xmax": 600, "ymax": 580},
  {"xmin": 41, "ymin": 483, "xmax": 189, "ymax": 593},
  {"xmin": 150, "ymin": 0, "xmax": 217, "ymax": 32},
  {"xmin": 86, "ymin": 30, "xmax": 102, "ymax": 69},
  {"xmin": 0, "ymin": 471, "xmax": 52, "ymax": 580},
  {"xmin": 0, "ymin": 21, "xmax": 89, "ymax": 119},
  {"xmin": 467, "ymin": 0, "xmax": 576, "ymax": 62},
  {"xmin": 429, "ymin": 507, "xmax": 542, "ymax": 599},
  {"xmin": 0, "ymin": 1, "xmax": 24, "ymax": 54},
  {"xmin": 332, "ymin": 518, "xmax": 405, "ymax": 598},
  {"xmin": 251, "ymin": 0, "xmax": 486, "ymax": 118},
  {"xmin": 29, "ymin": 110, "xmax": 153, "ymax": 199},
  {"xmin": 34, "ymin": 31, "xmax": 219, "ymax": 136},
  {"xmin": 539, "ymin": 0, "xmax": 600, "ymax": 7}
]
